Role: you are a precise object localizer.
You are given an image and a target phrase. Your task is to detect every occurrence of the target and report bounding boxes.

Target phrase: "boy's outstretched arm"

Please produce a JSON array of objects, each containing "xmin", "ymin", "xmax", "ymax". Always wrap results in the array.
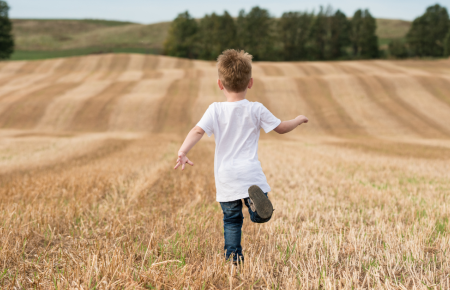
[
  {"xmin": 174, "ymin": 126, "xmax": 205, "ymax": 170},
  {"xmin": 274, "ymin": 115, "xmax": 308, "ymax": 134}
]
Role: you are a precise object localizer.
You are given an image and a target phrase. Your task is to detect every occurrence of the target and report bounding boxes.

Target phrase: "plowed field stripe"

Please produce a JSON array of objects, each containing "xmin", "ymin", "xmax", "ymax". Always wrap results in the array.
[
  {"xmin": 384, "ymin": 75, "xmax": 450, "ymax": 132},
  {"xmin": 155, "ymin": 71, "xmax": 200, "ymax": 133},
  {"xmin": 258, "ymin": 64, "xmax": 284, "ymax": 76},
  {"xmin": 99, "ymin": 54, "xmax": 131, "ymax": 80},
  {"xmin": 0, "ymin": 83, "xmax": 81, "ymax": 129},
  {"xmin": 0, "ymin": 59, "xmax": 64, "ymax": 92},
  {"xmin": 323, "ymin": 74, "xmax": 402, "ymax": 137},
  {"xmin": 295, "ymin": 76, "xmax": 366, "ymax": 136},
  {"xmin": 117, "ymin": 54, "xmax": 146, "ymax": 81},
  {"xmin": 36, "ymin": 81, "xmax": 113, "ymax": 131},
  {"xmin": 57, "ymin": 56, "xmax": 102, "ymax": 83},
  {"xmin": 375, "ymin": 76, "xmax": 450, "ymax": 138},
  {"xmin": 109, "ymin": 77, "xmax": 181, "ymax": 132},
  {"xmin": 255, "ymin": 77, "xmax": 322, "ymax": 134},
  {"xmin": 414, "ymin": 76, "xmax": 450, "ymax": 107},
  {"xmin": 295, "ymin": 63, "xmax": 324, "ymax": 76},
  {"xmin": 70, "ymin": 81, "xmax": 138, "ymax": 132}
]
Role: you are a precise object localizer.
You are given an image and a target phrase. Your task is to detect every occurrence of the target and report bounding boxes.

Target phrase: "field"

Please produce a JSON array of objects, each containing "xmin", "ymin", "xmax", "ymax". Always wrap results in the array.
[
  {"xmin": 0, "ymin": 54, "xmax": 450, "ymax": 289},
  {"xmin": 10, "ymin": 18, "xmax": 410, "ymax": 60}
]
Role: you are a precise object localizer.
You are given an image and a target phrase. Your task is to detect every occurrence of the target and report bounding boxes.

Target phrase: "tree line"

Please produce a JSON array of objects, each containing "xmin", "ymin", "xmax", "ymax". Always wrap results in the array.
[
  {"xmin": 390, "ymin": 4, "xmax": 450, "ymax": 58},
  {"xmin": 164, "ymin": 6, "xmax": 379, "ymax": 61},
  {"xmin": 165, "ymin": 4, "xmax": 450, "ymax": 61}
]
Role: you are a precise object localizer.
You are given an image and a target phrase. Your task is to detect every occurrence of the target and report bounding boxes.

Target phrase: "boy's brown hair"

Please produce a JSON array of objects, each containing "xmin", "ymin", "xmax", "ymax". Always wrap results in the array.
[{"xmin": 217, "ymin": 49, "xmax": 252, "ymax": 93}]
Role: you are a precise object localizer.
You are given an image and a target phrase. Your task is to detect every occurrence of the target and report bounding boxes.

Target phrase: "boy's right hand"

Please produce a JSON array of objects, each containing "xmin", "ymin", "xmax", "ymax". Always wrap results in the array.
[
  {"xmin": 296, "ymin": 115, "xmax": 309, "ymax": 124},
  {"xmin": 174, "ymin": 152, "xmax": 194, "ymax": 170}
]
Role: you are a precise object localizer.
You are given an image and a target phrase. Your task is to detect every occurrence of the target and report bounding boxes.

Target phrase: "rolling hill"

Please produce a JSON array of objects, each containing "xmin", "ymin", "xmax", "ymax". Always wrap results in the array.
[
  {"xmin": 0, "ymin": 54, "xmax": 448, "ymax": 138},
  {"xmin": 10, "ymin": 18, "xmax": 410, "ymax": 60},
  {"xmin": 11, "ymin": 19, "xmax": 170, "ymax": 59}
]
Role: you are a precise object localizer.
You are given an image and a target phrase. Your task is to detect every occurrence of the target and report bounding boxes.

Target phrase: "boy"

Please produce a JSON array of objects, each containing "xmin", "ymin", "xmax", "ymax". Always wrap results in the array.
[{"xmin": 174, "ymin": 49, "xmax": 308, "ymax": 263}]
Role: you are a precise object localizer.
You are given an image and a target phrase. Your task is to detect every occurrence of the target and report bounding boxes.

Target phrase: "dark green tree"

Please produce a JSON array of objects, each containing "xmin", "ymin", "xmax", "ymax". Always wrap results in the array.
[
  {"xmin": 360, "ymin": 10, "xmax": 379, "ymax": 58},
  {"xmin": 389, "ymin": 39, "xmax": 408, "ymax": 58},
  {"xmin": 0, "ymin": 1, "xmax": 14, "ymax": 60},
  {"xmin": 329, "ymin": 10, "xmax": 351, "ymax": 59},
  {"xmin": 350, "ymin": 10, "xmax": 363, "ymax": 57},
  {"xmin": 279, "ymin": 7, "xmax": 350, "ymax": 61},
  {"xmin": 407, "ymin": 4, "xmax": 449, "ymax": 57},
  {"xmin": 198, "ymin": 11, "xmax": 237, "ymax": 60},
  {"xmin": 444, "ymin": 29, "xmax": 450, "ymax": 57},
  {"xmin": 163, "ymin": 11, "xmax": 199, "ymax": 59},
  {"xmin": 308, "ymin": 7, "xmax": 329, "ymax": 60},
  {"xmin": 350, "ymin": 9, "xmax": 378, "ymax": 58},
  {"xmin": 279, "ymin": 11, "xmax": 313, "ymax": 60},
  {"xmin": 236, "ymin": 7, "xmax": 275, "ymax": 60}
]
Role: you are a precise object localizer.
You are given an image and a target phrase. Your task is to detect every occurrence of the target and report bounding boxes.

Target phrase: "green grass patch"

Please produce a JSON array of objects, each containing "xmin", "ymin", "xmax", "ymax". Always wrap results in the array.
[
  {"xmin": 10, "ymin": 47, "xmax": 160, "ymax": 61},
  {"xmin": 13, "ymin": 18, "xmax": 137, "ymax": 26},
  {"xmin": 77, "ymin": 19, "xmax": 138, "ymax": 26}
]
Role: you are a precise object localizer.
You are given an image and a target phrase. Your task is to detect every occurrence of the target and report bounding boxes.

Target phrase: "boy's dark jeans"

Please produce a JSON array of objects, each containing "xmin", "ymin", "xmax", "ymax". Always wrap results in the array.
[{"xmin": 219, "ymin": 193, "xmax": 271, "ymax": 262}]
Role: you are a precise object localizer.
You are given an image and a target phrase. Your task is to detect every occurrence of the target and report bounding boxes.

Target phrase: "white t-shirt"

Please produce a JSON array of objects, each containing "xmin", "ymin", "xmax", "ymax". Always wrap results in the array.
[{"xmin": 196, "ymin": 99, "xmax": 281, "ymax": 202}]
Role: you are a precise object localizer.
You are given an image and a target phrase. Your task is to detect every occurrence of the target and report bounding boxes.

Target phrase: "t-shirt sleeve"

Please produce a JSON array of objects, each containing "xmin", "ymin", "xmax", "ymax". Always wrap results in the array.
[
  {"xmin": 196, "ymin": 105, "xmax": 215, "ymax": 137},
  {"xmin": 259, "ymin": 104, "xmax": 281, "ymax": 133}
]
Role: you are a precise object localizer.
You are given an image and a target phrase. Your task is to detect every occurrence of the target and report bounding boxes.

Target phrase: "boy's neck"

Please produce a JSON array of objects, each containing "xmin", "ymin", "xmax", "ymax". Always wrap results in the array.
[{"xmin": 223, "ymin": 89, "xmax": 247, "ymax": 103}]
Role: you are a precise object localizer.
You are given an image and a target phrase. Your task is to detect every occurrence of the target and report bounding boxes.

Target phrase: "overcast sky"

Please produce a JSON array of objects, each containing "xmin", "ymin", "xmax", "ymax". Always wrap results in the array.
[{"xmin": 7, "ymin": 0, "xmax": 450, "ymax": 23}]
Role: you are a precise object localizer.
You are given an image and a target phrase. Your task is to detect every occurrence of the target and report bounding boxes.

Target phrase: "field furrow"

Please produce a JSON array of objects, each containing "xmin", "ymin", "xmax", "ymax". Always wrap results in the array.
[
  {"xmin": 0, "ymin": 82, "xmax": 81, "ymax": 129},
  {"xmin": 155, "ymin": 72, "xmax": 201, "ymax": 133},
  {"xmin": 295, "ymin": 76, "xmax": 366, "ymax": 136},
  {"xmin": 70, "ymin": 81, "xmax": 138, "ymax": 131}
]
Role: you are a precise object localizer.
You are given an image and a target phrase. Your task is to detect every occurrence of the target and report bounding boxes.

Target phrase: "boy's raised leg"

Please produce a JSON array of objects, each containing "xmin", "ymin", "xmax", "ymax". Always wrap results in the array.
[
  {"xmin": 248, "ymin": 185, "xmax": 274, "ymax": 219},
  {"xmin": 245, "ymin": 195, "xmax": 273, "ymax": 224}
]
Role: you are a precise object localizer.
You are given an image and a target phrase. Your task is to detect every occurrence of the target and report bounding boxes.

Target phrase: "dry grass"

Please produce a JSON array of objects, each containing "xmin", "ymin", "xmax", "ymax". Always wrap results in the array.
[
  {"xmin": 375, "ymin": 19, "xmax": 411, "ymax": 39},
  {"xmin": 12, "ymin": 19, "xmax": 170, "ymax": 51},
  {"xmin": 0, "ymin": 55, "xmax": 449, "ymax": 289}
]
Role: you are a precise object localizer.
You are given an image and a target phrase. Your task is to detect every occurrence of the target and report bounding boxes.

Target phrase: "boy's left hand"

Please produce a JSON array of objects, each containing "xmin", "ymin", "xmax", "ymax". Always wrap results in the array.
[{"xmin": 174, "ymin": 152, "xmax": 194, "ymax": 170}]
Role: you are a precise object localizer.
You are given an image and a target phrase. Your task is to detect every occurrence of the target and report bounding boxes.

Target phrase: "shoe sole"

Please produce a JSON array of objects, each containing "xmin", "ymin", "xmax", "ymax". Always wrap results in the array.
[{"xmin": 248, "ymin": 185, "xmax": 273, "ymax": 219}]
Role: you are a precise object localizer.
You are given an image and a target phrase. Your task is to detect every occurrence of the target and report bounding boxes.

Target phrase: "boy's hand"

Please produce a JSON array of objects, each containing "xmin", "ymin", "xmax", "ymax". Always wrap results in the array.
[
  {"xmin": 174, "ymin": 152, "xmax": 194, "ymax": 170},
  {"xmin": 296, "ymin": 115, "xmax": 309, "ymax": 124}
]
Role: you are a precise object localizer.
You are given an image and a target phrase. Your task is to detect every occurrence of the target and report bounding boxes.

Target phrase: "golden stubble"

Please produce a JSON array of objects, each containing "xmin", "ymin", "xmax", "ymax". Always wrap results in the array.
[
  {"xmin": 0, "ymin": 132, "xmax": 449, "ymax": 289},
  {"xmin": 0, "ymin": 55, "xmax": 449, "ymax": 289}
]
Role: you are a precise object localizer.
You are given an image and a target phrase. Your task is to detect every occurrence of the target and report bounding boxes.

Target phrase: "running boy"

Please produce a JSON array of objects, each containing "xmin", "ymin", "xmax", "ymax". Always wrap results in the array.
[{"xmin": 174, "ymin": 49, "xmax": 308, "ymax": 263}]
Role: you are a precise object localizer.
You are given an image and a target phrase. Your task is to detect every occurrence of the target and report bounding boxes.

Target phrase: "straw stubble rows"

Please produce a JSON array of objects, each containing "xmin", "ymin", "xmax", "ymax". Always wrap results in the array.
[{"xmin": 0, "ymin": 54, "xmax": 449, "ymax": 289}]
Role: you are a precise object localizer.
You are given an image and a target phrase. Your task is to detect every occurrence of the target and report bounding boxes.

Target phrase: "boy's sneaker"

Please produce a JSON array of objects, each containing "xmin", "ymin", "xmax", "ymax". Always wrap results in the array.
[{"xmin": 248, "ymin": 185, "xmax": 273, "ymax": 219}]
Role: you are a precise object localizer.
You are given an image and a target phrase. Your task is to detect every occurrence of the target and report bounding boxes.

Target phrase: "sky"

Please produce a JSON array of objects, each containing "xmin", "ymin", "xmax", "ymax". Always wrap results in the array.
[{"xmin": 7, "ymin": 0, "xmax": 450, "ymax": 24}]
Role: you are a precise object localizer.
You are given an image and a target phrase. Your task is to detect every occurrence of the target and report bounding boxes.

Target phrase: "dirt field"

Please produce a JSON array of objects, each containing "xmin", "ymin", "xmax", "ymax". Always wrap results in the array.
[{"xmin": 0, "ymin": 54, "xmax": 449, "ymax": 289}]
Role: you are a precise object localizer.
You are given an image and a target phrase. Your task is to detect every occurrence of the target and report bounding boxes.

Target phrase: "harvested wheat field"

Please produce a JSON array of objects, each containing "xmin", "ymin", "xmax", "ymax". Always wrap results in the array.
[{"xmin": 0, "ymin": 54, "xmax": 450, "ymax": 289}]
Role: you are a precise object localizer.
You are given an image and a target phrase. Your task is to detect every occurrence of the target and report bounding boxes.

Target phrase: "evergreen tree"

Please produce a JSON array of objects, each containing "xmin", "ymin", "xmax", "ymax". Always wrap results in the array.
[
  {"xmin": 198, "ymin": 11, "xmax": 237, "ymax": 60},
  {"xmin": 350, "ymin": 10, "xmax": 363, "ymax": 57},
  {"xmin": 279, "ymin": 11, "xmax": 313, "ymax": 60},
  {"xmin": 407, "ymin": 4, "xmax": 449, "ymax": 57},
  {"xmin": 163, "ymin": 11, "xmax": 199, "ymax": 59},
  {"xmin": 329, "ymin": 10, "xmax": 351, "ymax": 59},
  {"xmin": 237, "ymin": 7, "xmax": 274, "ymax": 60},
  {"xmin": 360, "ymin": 10, "xmax": 379, "ymax": 58},
  {"xmin": 308, "ymin": 7, "xmax": 329, "ymax": 60},
  {"xmin": 0, "ymin": 1, "xmax": 14, "ymax": 60},
  {"xmin": 350, "ymin": 9, "xmax": 379, "ymax": 58},
  {"xmin": 307, "ymin": 6, "xmax": 352, "ymax": 60},
  {"xmin": 444, "ymin": 30, "xmax": 450, "ymax": 57},
  {"xmin": 198, "ymin": 14, "xmax": 215, "ymax": 60}
]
